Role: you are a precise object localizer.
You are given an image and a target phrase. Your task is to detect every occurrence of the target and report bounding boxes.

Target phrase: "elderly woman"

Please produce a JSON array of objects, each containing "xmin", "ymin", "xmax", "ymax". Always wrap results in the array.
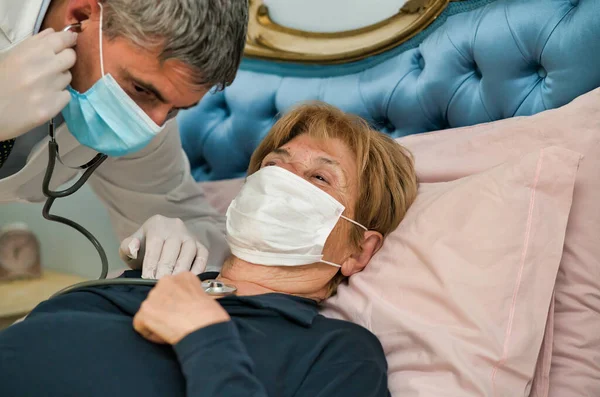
[{"xmin": 0, "ymin": 103, "xmax": 417, "ymax": 397}]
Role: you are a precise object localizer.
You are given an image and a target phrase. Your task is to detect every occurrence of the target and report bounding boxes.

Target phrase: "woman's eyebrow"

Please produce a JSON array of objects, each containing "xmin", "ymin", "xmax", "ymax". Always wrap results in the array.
[
  {"xmin": 271, "ymin": 148, "xmax": 291, "ymax": 157},
  {"xmin": 269, "ymin": 149, "xmax": 343, "ymax": 175},
  {"xmin": 316, "ymin": 156, "xmax": 339, "ymax": 166}
]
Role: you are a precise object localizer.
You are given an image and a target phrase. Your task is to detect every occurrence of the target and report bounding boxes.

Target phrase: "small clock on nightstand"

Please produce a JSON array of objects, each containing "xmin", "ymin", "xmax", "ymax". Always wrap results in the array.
[{"xmin": 0, "ymin": 223, "xmax": 42, "ymax": 281}]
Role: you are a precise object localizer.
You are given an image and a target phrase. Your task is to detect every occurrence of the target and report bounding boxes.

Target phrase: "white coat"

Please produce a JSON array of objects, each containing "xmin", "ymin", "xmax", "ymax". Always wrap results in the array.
[{"xmin": 0, "ymin": 0, "xmax": 229, "ymax": 271}]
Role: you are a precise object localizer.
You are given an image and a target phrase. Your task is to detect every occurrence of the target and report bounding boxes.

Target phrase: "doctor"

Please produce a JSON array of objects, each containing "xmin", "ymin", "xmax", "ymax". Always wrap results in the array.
[{"xmin": 0, "ymin": 0, "xmax": 248, "ymax": 277}]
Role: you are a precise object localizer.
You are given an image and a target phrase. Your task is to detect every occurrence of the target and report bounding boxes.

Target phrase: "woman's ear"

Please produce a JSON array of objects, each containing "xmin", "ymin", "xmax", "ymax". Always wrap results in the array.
[{"xmin": 340, "ymin": 231, "xmax": 383, "ymax": 277}]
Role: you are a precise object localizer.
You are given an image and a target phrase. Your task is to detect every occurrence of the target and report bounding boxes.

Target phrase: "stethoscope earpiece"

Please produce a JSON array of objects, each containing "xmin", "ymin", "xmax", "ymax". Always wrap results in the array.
[{"xmin": 62, "ymin": 23, "xmax": 82, "ymax": 33}]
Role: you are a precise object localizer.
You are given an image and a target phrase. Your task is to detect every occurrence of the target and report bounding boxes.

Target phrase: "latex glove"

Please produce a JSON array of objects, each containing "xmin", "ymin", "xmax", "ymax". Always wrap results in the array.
[
  {"xmin": 119, "ymin": 215, "xmax": 209, "ymax": 279},
  {"xmin": 0, "ymin": 28, "xmax": 77, "ymax": 140},
  {"xmin": 133, "ymin": 272, "xmax": 230, "ymax": 344}
]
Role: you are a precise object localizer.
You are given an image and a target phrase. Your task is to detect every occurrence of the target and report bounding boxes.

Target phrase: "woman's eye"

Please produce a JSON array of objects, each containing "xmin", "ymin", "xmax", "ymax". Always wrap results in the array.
[
  {"xmin": 313, "ymin": 174, "xmax": 328, "ymax": 183},
  {"xmin": 263, "ymin": 161, "xmax": 276, "ymax": 167}
]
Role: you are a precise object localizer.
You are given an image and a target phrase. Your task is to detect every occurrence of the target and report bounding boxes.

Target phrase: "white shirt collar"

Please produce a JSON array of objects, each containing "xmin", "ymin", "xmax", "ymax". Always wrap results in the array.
[{"xmin": 33, "ymin": 0, "xmax": 51, "ymax": 34}]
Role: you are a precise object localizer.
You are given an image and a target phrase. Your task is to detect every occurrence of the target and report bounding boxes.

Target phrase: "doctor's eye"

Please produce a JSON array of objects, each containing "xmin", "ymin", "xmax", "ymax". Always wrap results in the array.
[{"xmin": 133, "ymin": 84, "xmax": 153, "ymax": 97}]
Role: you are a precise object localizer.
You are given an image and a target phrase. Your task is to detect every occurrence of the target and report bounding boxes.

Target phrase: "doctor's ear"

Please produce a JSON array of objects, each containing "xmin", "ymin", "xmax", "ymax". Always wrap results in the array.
[
  {"xmin": 340, "ymin": 231, "xmax": 383, "ymax": 277},
  {"xmin": 63, "ymin": 0, "xmax": 102, "ymax": 29}
]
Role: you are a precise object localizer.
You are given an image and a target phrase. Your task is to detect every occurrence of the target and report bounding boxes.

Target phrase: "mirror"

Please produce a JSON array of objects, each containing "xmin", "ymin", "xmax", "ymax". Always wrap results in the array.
[{"xmin": 245, "ymin": 0, "xmax": 450, "ymax": 64}]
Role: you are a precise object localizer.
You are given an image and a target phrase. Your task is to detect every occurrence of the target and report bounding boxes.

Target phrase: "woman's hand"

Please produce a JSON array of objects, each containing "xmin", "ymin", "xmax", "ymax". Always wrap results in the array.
[
  {"xmin": 119, "ymin": 215, "xmax": 208, "ymax": 279},
  {"xmin": 133, "ymin": 272, "xmax": 230, "ymax": 344},
  {"xmin": 0, "ymin": 29, "xmax": 77, "ymax": 140}
]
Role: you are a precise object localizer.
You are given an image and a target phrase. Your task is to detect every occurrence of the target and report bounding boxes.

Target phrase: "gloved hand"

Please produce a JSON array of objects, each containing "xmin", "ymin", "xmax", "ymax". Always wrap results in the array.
[
  {"xmin": 0, "ymin": 28, "xmax": 77, "ymax": 140},
  {"xmin": 119, "ymin": 215, "xmax": 209, "ymax": 279}
]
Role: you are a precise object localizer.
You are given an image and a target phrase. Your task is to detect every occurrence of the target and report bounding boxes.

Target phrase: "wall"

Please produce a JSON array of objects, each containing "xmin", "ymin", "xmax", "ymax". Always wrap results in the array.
[{"xmin": 0, "ymin": 184, "xmax": 123, "ymax": 279}]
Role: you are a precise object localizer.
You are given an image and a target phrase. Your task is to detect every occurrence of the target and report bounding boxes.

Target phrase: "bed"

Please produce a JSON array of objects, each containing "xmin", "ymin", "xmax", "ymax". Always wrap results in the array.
[{"xmin": 177, "ymin": 0, "xmax": 600, "ymax": 396}]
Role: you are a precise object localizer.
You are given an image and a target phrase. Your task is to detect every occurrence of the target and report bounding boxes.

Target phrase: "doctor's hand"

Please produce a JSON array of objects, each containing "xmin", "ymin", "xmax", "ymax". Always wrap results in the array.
[
  {"xmin": 119, "ymin": 215, "xmax": 209, "ymax": 280},
  {"xmin": 133, "ymin": 272, "xmax": 230, "ymax": 344},
  {"xmin": 0, "ymin": 28, "xmax": 78, "ymax": 140}
]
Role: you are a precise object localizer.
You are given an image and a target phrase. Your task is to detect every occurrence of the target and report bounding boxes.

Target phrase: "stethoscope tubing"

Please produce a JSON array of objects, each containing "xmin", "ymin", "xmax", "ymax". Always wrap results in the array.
[{"xmin": 42, "ymin": 124, "xmax": 109, "ymax": 280}]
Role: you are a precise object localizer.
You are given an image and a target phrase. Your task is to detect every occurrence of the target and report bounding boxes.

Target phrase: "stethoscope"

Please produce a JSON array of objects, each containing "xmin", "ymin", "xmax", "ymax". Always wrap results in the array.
[
  {"xmin": 43, "ymin": 24, "xmax": 237, "ymax": 299},
  {"xmin": 44, "ymin": 117, "xmax": 237, "ymax": 299}
]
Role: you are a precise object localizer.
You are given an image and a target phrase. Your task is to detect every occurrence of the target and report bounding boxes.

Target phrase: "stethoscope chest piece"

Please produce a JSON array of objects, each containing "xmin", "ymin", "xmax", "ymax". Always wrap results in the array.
[{"xmin": 202, "ymin": 280, "xmax": 237, "ymax": 297}]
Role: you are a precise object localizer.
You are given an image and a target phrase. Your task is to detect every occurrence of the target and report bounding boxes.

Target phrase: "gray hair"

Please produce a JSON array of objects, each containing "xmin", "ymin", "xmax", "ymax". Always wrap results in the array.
[{"xmin": 102, "ymin": 0, "xmax": 248, "ymax": 91}]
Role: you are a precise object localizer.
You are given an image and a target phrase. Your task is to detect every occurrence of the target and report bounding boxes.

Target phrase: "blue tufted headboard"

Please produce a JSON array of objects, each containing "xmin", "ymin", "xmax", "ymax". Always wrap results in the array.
[{"xmin": 178, "ymin": 0, "xmax": 600, "ymax": 181}]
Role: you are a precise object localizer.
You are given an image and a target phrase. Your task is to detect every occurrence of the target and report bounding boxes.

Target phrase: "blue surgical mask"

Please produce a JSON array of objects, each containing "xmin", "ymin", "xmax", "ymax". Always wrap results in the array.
[{"xmin": 61, "ymin": 3, "xmax": 163, "ymax": 157}]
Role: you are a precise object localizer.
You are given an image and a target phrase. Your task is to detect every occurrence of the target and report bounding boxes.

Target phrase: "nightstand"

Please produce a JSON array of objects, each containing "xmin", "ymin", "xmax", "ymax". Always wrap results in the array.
[{"xmin": 0, "ymin": 270, "xmax": 86, "ymax": 329}]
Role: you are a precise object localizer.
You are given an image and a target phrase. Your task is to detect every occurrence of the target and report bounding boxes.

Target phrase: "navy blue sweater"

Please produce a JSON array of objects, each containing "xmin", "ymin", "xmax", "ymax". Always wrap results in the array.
[{"xmin": 0, "ymin": 271, "xmax": 390, "ymax": 396}]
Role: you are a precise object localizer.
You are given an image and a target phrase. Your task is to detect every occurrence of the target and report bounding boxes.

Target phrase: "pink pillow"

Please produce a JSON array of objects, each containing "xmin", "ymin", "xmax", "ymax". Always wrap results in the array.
[
  {"xmin": 321, "ymin": 147, "xmax": 579, "ymax": 396},
  {"xmin": 201, "ymin": 178, "xmax": 244, "ymax": 215},
  {"xmin": 394, "ymin": 88, "xmax": 600, "ymax": 397}
]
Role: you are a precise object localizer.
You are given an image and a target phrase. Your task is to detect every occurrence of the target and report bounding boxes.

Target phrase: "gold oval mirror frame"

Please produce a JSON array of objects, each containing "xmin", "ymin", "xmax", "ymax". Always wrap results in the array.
[{"xmin": 245, "ymin": 0, "xmax": 451, "ymax": 64}]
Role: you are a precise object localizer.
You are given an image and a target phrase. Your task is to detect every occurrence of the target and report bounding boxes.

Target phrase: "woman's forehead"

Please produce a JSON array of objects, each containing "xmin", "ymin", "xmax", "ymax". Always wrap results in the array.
[{"xmin": 279, "ymin": 135, "xmax": 352, "ymax": 162}]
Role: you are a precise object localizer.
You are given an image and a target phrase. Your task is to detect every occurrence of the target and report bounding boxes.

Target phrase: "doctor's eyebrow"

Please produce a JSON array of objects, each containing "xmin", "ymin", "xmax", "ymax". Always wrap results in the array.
[
  {"xmin": 121, "ymin": 69, "xmax": 166, "ymax": 102},
  {"xmin": 121, "ymin": 69, "xmax": 199, "ymax": 110}
]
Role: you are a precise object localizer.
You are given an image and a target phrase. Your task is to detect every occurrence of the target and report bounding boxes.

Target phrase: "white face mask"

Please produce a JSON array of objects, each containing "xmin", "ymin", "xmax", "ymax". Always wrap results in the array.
[{"xmin": 225, "ymin": 166, "xmax": 367, "ymax": 268}]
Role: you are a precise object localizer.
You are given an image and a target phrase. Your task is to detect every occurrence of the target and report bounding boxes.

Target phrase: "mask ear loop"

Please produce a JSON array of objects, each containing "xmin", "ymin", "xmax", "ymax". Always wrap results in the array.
[
  {"xmin": 320, "ymin": 216, "xmax": 369, "ymax": 268},
  {"xmin": 340, "ymin": 215, "xmax": 368, "ymax": 231},
  {"xmin": 52, "ymin": 22, "xmax": 105, "ymax": 170},
  {"xmin": 320, "ymin": 260, "xmax": 342, "ymax": 268},
  {"xmin": 98, "ymin": 2, "xmax": 105, "ymax": 77}
]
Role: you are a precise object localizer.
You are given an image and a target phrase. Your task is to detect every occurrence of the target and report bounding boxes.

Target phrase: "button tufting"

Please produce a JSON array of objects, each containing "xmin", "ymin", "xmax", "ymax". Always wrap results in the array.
[
  {"xmin": 378, "ymin": 119, "xmax": 393, "ymax": 133},
  {"xmin": 537, "ymin": 66, "xmax": 547, "ymax": 78},
  {"xmin": 384, "ymin": 120, "xmax": 395, "ymax": 132},
  {"xmin": 570, "ymin": 0, "xmax": 579, "ymax": 6},
  {"xmin": 473, "ymin": 63, "xmax": 482, "ymax": 78}
]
